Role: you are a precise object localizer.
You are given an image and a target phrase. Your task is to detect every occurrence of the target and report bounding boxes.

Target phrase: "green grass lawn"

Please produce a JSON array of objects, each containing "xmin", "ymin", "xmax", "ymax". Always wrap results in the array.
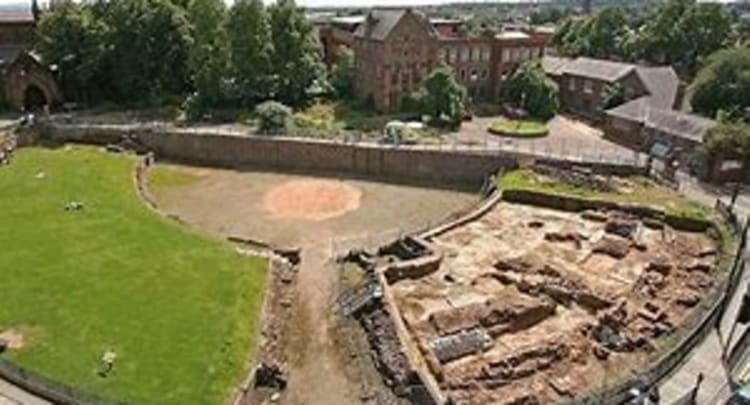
[
  {"xmin": 0, "ymin": 146, "xmax": 267, "ymax": 405},
  {"xmin": 499, "ymin": 169, "xmax": 713, "ymax": 221},
  {"xmin": 488, "ymin": 119, "xmax": 549, "ymax": 138}
]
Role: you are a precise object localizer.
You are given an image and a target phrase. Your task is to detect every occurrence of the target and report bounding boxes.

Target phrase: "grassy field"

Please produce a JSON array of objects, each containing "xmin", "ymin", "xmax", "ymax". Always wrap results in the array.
[
  {"xmin": 487, "ymin": 119, "xmax": 549, "ymax": 138},
  {"xmin": 0, "ymin": 146, "xmax": 267, "ymax": 404},
  {"xmin": 499, "ymin": 169, "xmax": 713, "ymax": 221}
]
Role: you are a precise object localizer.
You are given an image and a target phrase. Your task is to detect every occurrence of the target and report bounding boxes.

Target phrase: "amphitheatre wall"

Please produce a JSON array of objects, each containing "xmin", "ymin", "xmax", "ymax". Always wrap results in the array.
[{"xmin": 39, "ymin": 122, "xmax": 646, "ymax": 187}]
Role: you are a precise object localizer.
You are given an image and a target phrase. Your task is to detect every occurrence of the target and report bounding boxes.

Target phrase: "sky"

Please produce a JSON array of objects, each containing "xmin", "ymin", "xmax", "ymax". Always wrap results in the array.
[
  {"xmin": 0, "ymin": 0, "xmax": 535, "ymax": 9},
  {"xmin": 0, "ymin": 0, "xmax": 739, "ymax": 11}
]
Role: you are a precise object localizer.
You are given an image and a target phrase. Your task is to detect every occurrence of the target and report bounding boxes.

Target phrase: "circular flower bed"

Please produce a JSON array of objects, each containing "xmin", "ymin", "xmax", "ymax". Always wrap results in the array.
[{"xmin": 487, "ymin": 119, "xmax": 549, "ymax": 138}]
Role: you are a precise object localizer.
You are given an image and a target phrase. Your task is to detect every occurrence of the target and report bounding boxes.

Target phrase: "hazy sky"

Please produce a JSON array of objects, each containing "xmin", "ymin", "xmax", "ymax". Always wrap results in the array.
[
  {"xmin": 0, "ymin": 0, "xmax": 738, "ymax": 10},
  {"xmin": 0, "ymin": 0, "xmax": 530, "ymax": 8}
]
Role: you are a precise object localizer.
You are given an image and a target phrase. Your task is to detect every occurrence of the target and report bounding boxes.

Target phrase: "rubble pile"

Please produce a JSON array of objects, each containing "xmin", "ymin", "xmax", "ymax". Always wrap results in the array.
[
  {"xmin": 255, "ymin": 256, "xmax": 299, "ymax": 387},
  {"xmin": 359, "ymin": 307, "xmax": 415, "ymax": 395},
  {"xmin": 0, "ymin": 134, "xmax": 16, "ymax": 165},
  {"xmin": 428, "ymin": 299, "xmax": 556, "ymax": 338},
  {"xmin": 493, "ymin": 259, "xmax": 612, "ymax": 311},
  {"xmin": 443, "ymin": 339, "xmax": 570, "ymax": 391},
  {"xmin": 533, "ymin": 164, "xmax": 616, "ymax": 193}
]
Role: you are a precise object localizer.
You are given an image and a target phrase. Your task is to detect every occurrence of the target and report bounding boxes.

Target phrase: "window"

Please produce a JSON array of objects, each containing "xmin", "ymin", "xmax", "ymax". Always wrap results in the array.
[
  {"xmin": 449, "ymin": 48, "xmax": 457, "ymax": 63},
  {"xmin": 481, "ymin": 47, "xmax": 490, "ymax": 62},
  {"xmin": 502, "ymin": 49, "xmax": 510, "ymax": 63},
  {"xmin": 391, "ymin": 72, "xmax": 398, "ymax": 86},
  {"xmin": 584, "ymin": 79, "xmax": 593, "ymax": 94},
  {"xmin": 461, "ymin": 48, "xmax": 470, "ymax": 62},
  {"xmin": 481, "ymin": 69, "xmax": 488, "ymax": 80},
  {"xmin": 470, "ymin": 69, "xmax": 478, "ymax": 82},
  {"xmin": 569, "ymin": 77, "xmax": 576, "ymax": 91},
  {"xmin": 460, "ymin": 69, "xmax": 466, "ymax": 80}
]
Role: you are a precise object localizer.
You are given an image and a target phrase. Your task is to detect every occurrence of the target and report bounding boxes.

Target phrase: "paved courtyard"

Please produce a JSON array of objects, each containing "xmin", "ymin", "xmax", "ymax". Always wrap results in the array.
[{"xmin": 449, "ymin": 115, "xmax": 643, "ymax": 164}]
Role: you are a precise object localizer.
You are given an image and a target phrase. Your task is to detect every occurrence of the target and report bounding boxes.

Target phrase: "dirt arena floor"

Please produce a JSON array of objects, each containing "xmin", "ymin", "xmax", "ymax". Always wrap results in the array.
[{"xmin": 146, "ymin": 164, "xmax": 477, "ymax": 405}]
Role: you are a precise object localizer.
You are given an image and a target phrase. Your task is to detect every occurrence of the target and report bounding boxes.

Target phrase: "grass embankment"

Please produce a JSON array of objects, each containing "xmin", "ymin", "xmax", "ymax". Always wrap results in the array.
[
  {"xmin": 499, "ymin": 169, "xmax": 712, "ymax": 221},
  {"xmin": 0, "ymin": 146, "xmax": 267, "ymax": 405},
  {"xmin": 487, "ymin": 119, "xmax": 549, "ymax": 138}
]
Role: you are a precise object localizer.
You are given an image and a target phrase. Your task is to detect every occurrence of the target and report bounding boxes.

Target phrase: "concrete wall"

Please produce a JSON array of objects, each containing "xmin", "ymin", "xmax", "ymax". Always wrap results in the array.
[{"xmin": 39, "ymin": 122, "xmax": 647, "ymax": 187}]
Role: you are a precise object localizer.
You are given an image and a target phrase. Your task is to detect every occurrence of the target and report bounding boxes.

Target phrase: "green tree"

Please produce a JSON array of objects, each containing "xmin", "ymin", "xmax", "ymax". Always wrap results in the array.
[
  {"xmin": 690, "ymin": 48, "xmax": 750, "ymax": 119},
  {"xmin": 585, "ymin": 8, "xmax": 628, "ymax": 59},
  {"xmin": 36, "ymin": 1, "xmax": 107, "ymax": 103},
  {"xmin": 227, "ymin": 0, "xmax": 273, "ymax": 107},
  {"xmin": 505, "ymin": 60, "xmax": 559, "ymax": 120},
  {"xmin": 634, "ymin": 0, "xmax": 732, "ymax": 74},
  {"xmin": 185, "ymin": 0, "xmax": 229, "ymax": 118},
  {"xmin": 552, "ymin": 9, "xmax": 630, "ymax": 59},
  {"xmin": 420, "ymin": 66, "xmax": 466, "ymax": 128},
  {"xmin": 255, "ymin": 100, "xmax": 292, "ymax": 135},
  {"xmin": 101, "ymin": 0, "xmax": 192, "ymax": 104},
  {"xmin": 601, "ymin": 82, "xmax": 626, "ymax": 110},
  {"xmin": 703, "ymin": 121, "xmax": 750, "ymax": 171},
  {"xmin": 269, "ymin": 0, "xmax": 328, "ymax": 107},
  {"xmin": 330, "ymin": 46, "xmax": 354, "ymax": 99}
]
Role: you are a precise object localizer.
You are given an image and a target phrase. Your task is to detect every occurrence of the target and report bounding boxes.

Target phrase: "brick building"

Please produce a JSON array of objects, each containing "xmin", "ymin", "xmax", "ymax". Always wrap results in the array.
[
  {"xmin": 543, "ymin": 55, "xmax": 717, "ymax": 166},
  {"xmin": 0, "ymin": 0, "xmax": 62, "ymax": 110},
  {"xmin": 344, "ymin": 9, "xmax": 552, "ymax": 113}
]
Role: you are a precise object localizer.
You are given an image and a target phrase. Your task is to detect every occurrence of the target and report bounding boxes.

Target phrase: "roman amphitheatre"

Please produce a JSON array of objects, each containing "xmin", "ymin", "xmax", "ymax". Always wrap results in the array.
[{"xmin": 0, "ymin": 123, "xmax": 741, "ymax": 405}]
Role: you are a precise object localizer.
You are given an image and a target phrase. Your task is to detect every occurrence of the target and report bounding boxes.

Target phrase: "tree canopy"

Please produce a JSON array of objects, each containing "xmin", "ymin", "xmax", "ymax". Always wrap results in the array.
[
  {"xmin": 553, "ymin": 0, "xmax": 733, "ymax": 75},
  {"xmin": 690, "ymin": 47, "xmax": 750, "ymax": 119},
  {"xmin": 505, "ymin": 60, "xmax": 559, "ymax": 120},
  {"xmin": 36, "ymin": 0, "xmax": 326, "ymax": 114},
  {"xmin": 420, "ymin": 66, "xmax": 467, "ymax": 128}
]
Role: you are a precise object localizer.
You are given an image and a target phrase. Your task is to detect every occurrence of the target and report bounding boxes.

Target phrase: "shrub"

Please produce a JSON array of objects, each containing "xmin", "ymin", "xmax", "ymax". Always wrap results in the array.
[
  {"xmin": 255, "ymin": 100, "xmax": 292, "ymax": 135},
  {"xmin": 487, "ymin": 120, "xmax": 549, "ymax": 138}
]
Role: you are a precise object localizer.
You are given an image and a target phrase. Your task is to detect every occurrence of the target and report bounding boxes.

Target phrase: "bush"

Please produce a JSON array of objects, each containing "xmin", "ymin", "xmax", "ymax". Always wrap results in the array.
[
  {"xmin": 488, "ymin": 119, "xmax": 549, "ymax": 138},
  {"xmin": 255, "ymin": 100, "xmax": 292, "ymax": 135}
]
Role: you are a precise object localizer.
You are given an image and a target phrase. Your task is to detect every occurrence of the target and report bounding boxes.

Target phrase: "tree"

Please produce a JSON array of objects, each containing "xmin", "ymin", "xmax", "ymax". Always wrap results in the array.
[
  {"xmin": 36, "ymin": 1, "xmax": 108, "ymax": 103},
  {"xmin": 690, "ymin": 48, "xmax": 750, "ymax": 119},
  {"xmin": 601, "ymin": 82, "xmax": 626, "ymax": 110},
  {"xmin": 255, "ymin": 100, "xmax": 292, "ymax": 135},
  {"xmin": 227, "ymin": 0, "xmax": 273, "ymax": 107},
  {"xmin": 505, "ymin": 60, "xmax": 559, "ymax": 120},
  {"xmin": 703, "ymin": 121, "xmax": 750, "ymax": 171},
  {"xmin": 420, "ymin": 66, "xmax": 466, "ymax": 128},
  {"xmin": 330, "ymin": 46, "xmax": 354, "ymax": 99},
  {"xmin": 552, "ymin": 9, "xmax": 630, "ymax": 60},
  {"xmin": 100, "ymin": 0, "xmax": 192, "ymax": 104},
  {"xmin": 585, "ymin": 8, "xmax": 628, "ymax": 59},
  {"xmin": 634, "ymin": 0, "xmax": 732, "ymax": 74},
  {"xmin": 269, "ymin": 0, "xmax": 328, "ymax": 107},
  {"xmin": 185, "ymin": 0, "xmax": 230, "ymax": 118}
]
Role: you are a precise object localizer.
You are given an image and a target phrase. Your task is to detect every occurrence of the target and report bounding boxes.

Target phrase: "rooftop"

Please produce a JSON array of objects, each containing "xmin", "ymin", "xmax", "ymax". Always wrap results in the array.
[{"xmin": 561, "ymin": 57, "xmax": 635, "ymax": 83}]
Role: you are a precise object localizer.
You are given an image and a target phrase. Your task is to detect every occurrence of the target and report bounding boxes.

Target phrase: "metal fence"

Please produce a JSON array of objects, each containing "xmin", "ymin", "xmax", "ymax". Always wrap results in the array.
[{"xmin": 49, "ymin": 118, "xmax": 649, "ymax": 169}]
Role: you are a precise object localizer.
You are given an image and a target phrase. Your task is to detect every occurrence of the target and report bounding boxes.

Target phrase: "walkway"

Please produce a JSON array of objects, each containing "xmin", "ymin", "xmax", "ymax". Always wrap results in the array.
[
  {"xmin": 659, "ymin": 176, "xmax": 749, "ymax": 405},
  {"xmin": 0, "ymin": 380, "xmax": 50, "ymax": 405}
]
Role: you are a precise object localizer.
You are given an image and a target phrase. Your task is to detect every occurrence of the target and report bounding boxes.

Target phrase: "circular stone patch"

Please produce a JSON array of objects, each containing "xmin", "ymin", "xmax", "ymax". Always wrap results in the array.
[{"xmin": 263, "ymin": 179, "xmax": 362, "ymax": 221}]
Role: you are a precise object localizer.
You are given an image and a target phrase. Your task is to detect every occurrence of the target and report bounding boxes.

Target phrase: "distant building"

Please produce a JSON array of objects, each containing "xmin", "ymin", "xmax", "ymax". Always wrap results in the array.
[
  {"xmin": 345, "ymin": 8, "xmax": 552, "ymax": 113},
  {"xmin": 543, "ymin": 56, "xmax": 716, "ymax": 163},
  {"xmin": 0, "ymin": 0, "xmax": 62, "ymax": 111}
]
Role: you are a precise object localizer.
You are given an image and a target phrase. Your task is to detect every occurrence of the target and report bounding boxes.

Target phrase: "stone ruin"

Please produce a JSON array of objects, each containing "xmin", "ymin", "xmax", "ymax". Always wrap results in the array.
[
  {"xmin": 0, "ymin": 133, "xmax": 17, "ymax": 166},
  {"xmin": 342, "ymin": 193, "xmax": 724, "ymax": 404},
  {"xmin": 533, "ymin": 164, "xmax": 617, "ymax": 193},
  {"xmin": 246, "ymin": 249, "xmax": 300, "ymax": 401}
]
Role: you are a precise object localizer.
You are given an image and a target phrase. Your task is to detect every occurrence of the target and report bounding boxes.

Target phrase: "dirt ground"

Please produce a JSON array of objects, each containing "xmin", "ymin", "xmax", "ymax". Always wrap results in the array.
[
  {"xmin": 385, "ymin": 202, "xmax": 721, "ymax": 404},
  {"xmin": 147, "ymin": 165, "xmax": 477, "ymax": 405}
]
